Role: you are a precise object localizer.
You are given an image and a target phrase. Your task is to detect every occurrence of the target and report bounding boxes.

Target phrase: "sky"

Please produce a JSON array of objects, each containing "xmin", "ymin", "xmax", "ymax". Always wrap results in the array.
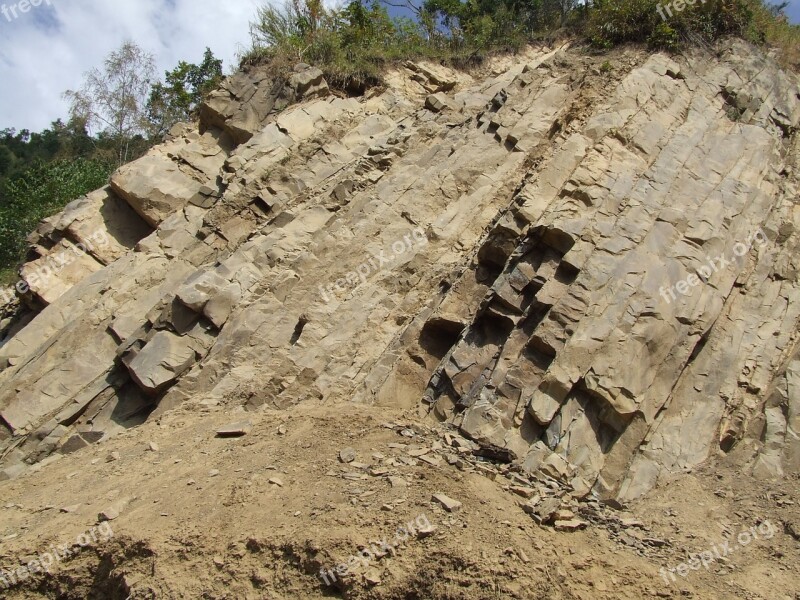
[
  {"xmin": 0, "ymin": 0, "xmax": 261, "ymax": 132},
  {"xmin": 0, "ymin": 0, "xmax": 798, "ymax": 133}
]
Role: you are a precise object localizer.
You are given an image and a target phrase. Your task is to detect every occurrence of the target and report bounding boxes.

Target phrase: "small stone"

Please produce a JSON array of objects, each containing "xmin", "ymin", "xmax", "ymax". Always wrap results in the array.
[
  {"xmin": 418, "ymin": 455, "xmax": 442, "ymax": 467},
  {"xmin": 59, "ymin": 435, "xmax": 89, "ymax": 455},
  {"xmin": 97, "ymin": 497, "xmax": 130, "ymax": 523},
  {"xmin": 60, "ymin": 504, "xmax": 80, "ymax": 513},
  {"xmin": 432, "ymin": 493, "xmax": 462, "ymax": 513},
  {"xmin": 216, "ymin": 421, "xmax": 252, "ymax": 437},
  {"xmin": 98, "ymin": 507, "xmax": 120, "ymax": 522},
  {"xmin": 425, "ymin": 93, "xmax": 452, "ymax": 113},
  {"xmin": 209, "ymin": 469, "xmax": 220, "ymax": 477},
  {"xmin": 644, "ymin": 537, "xmax": 669, "ymax": 547},
  {"xmin": 269, "ymin": 477, "xmax": 284, "ymax": 487},
  {"xmin": 620, "ymin": 518, "xmax": 645, "ymax": 529},
  {"xmin": 553, "ymin": 519, "xmax": 588, "ymax": 532},
  {"xmin": 106, "ymin": 451, "xmax": 120, "ymax": 462},
  {"xmin": 407, "ymin": 446, "xmax": 430, "ymax": 457},
  {"xmin": 476, "ymin": 466, "xmax": 497, "ymax": 481},
  {"xmin": 339, "ymin": 448, "xmax": 357, "ymax": 463},
  {"xmin": 417, "ymin": 522, "xmax": 438, "ymax": 538},
  {"xmin": 555, "ymin": 509, "xmax": 575, "ymax": 520},
  {"xmin": 510, "ymin": 486, "xmax": 537, "ymax": 499},
  {"xmin": 524, "ymin": 497, "xmax": 560, "ymax": 524},
  {"xmin": 213, "ymin": 556, "xmax": 225, "ymax": 568},
  {"xmin": 277, "ymin": 424, "xmax": 287, "ymax": 435},
  {"xmin": 147, "ymin": 441, "xmax": 159, "ymax": 452},
  {"xmin": 450, "ymin": 437, "xmax": 471, "ymax": 449},
  {"xmin": 364, "ymin": 568, "xmax": 382, "ymax": 586},
  {"xmin": 388, "ymin": 476, "xmax": 407, "ymax": 489}
]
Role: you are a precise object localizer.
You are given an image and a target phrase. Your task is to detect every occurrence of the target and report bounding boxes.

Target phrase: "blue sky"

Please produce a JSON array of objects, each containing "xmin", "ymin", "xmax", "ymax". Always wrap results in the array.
[
  {"xmin": 0, "ymin": 0, "xmax": 260, "ymax": 132},
  {"xmin": 0, "ymin": 0, "xmax": 798, "ymax": 133},
  {"xmin": 383, "ymin": 1, "xmax": 800, "ymax": 25},
  {"xmin": 785, "ymin": 0, "xmax": 800, "ymax": 22}
]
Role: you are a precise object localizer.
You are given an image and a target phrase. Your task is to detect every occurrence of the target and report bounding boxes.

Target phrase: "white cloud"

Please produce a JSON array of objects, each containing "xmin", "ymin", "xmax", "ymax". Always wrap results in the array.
[{"xmin": 0, "ymin": 0, "xmax": 264, "ymax": 131}]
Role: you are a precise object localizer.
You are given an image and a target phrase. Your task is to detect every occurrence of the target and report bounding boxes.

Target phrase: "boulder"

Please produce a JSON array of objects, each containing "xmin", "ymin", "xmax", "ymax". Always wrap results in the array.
[{"xmin": 111, "ymin": 153, "xmax": 205, "ymax": 227}]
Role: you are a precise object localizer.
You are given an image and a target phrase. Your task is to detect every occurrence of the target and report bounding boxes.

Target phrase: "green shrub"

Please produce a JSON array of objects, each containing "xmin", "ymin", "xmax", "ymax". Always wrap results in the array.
[
  {"xmin": 0, "ymin": 158, "xmax": 113, "ymax": 270},
  {"xmin": 586, "ymin": 0, "xmax": 799, "ymax": 62},
  {"xmin": 244, "ymin": 0, "xmax": 798, "ymax": 85},
  {"xmin": 244, "ymin": 0, "xmax": 540, "ymax": 91},
  {"xmin": 648, "ymin": 22, "xmax": 681, "ymax": 49},
  {"xmin": 741, "ymin": 0, "xmax": 800, "ymax": 69}
]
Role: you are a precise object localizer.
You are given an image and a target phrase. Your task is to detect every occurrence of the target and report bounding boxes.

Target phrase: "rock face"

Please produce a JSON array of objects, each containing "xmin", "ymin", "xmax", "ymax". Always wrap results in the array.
[
  {"xmin": 0, "ymin": 41, "xmax": 798, "ymax": 503},
  {"xmin": 200, "ymin": 63, "xmax": 329, "ymax": 145}
]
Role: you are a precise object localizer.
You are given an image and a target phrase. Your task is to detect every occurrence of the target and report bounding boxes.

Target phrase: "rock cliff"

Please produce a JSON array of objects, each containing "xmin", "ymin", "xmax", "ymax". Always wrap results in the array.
[{"xmin": 1, "ymin": 40, "xmax": 798, "ymax": 508}]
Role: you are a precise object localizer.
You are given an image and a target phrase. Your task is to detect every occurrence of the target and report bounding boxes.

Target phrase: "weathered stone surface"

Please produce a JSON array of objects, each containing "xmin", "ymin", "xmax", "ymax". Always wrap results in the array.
[
  {"xmin": 110, "ymin": 154, "xmax": 207, "ymax": 227},
  {"xmin": 25, "ymin": 187, "xmax": 152, "ymax": 268},
  {"xmin": 19, "ymin": 238, "xmax": 105, "ymax": 306},
  {"xmin": 432, "ymin": 493, "xmax": 462, "ymax": 513},
  {"xmin": 216, "ymin": 421, "xmax": 253, "ymax": 437},
  {"xmin": 425, "ymin": 93, "xmax": 457, "ymax": 113},
  {"xmin": 0, "ymin": 43, "xmax": 797, "ymax": 508},
  {"xmin": 200, "ymin": 64, "xmax": 329, "ymax": 145},
  {"xmin": 423, "ymin": 41, "xmax": 800, "ymax": 502},
  {"xmin": 126, "ymin": 326, "xmax": 214, "ymax": 396}
]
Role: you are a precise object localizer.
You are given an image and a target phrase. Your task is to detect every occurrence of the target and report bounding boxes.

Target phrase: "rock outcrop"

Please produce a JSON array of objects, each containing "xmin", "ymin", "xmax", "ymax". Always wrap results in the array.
[{"xmin": 0, "ymin": 41, "xmax": 798, "ymax": 507}]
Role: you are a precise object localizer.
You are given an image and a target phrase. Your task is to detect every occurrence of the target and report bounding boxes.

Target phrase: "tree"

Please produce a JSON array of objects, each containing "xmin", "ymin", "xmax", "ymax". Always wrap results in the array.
[
  {"xmin": 145, "ymin": 48, "xmax": 223, "ymax": 138},
  {"xmin": 340, "ymin": 1, "xmax": 397, "ymax": 48},
  {"xmin": 64, "ymin": 41, "xmax": 156, "ymax": 165}
]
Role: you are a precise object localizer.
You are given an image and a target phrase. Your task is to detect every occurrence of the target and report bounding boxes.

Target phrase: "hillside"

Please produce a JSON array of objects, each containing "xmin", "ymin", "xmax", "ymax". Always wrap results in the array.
[{"xmin": 0, "ymin": 38, "xmax": 798, "ymax": 599}]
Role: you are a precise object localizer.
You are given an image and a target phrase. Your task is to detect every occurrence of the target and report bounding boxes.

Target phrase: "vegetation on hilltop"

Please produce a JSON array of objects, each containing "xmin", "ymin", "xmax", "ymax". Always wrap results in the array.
[{"xmin": 241, "ymin": 0, "xmax": 799, "ymax": 85}]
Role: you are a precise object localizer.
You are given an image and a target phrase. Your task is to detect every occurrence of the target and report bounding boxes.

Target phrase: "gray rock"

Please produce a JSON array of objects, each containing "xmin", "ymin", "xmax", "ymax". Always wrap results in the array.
[
  {"xmin": 432, "ymin": 493, "xmax": 462, "ymax": 513},
  {"xmin": 339, "ymin": 447, "xmax": 357, "ymax": 463},
  {"xmin": 216, "ymin": 421, "xmax": 253, "ymax": 437}
]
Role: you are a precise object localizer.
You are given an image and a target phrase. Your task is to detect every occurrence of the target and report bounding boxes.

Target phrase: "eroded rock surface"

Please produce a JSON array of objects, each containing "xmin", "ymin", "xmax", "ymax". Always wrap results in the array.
[{"xmin": 0, "ymin": 42, "xmax": 798, "ymax": 506}]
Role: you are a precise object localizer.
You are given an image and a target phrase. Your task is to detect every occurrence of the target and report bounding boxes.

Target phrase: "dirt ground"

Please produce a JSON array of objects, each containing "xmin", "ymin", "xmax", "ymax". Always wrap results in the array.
[{"xmin": 0, "ymin": 398, "xmax": 797, "ymax": 599}]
